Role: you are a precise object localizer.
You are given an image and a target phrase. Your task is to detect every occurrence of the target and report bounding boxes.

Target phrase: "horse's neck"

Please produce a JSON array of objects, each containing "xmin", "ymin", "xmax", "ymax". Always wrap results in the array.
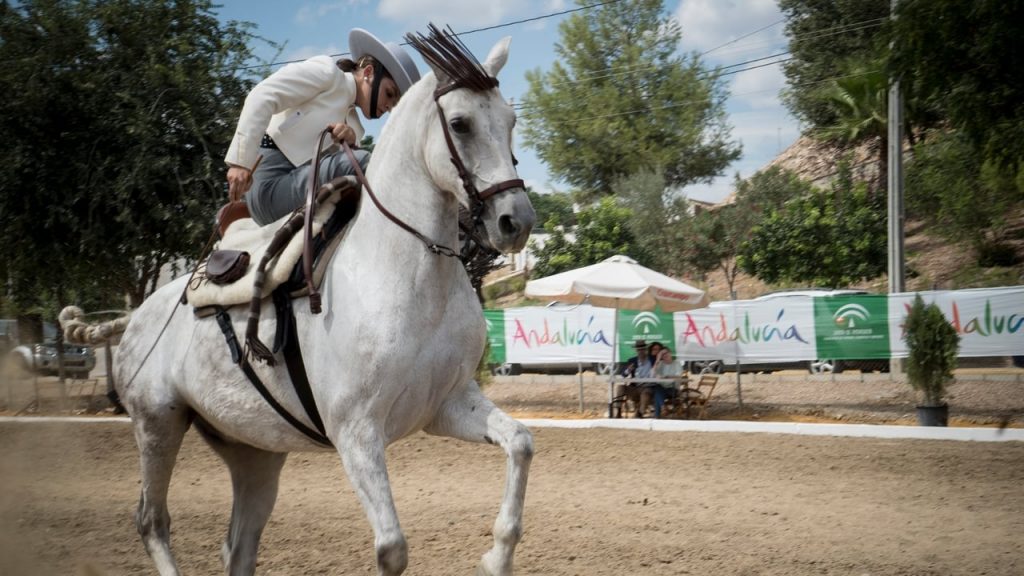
[{"xmin": 344, "ymin": 111, "xmax": 462, "ymax": 292}]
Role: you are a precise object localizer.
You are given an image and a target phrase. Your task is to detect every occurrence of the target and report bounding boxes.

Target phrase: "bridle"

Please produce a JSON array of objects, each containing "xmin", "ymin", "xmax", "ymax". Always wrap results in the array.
[
  {"xmin": 432, "ymin": 80, "xmax": 523, "ymax": 253},
  {"xmin": 339, "ymin": 75, "xmax": 523, "ymax": 260}
]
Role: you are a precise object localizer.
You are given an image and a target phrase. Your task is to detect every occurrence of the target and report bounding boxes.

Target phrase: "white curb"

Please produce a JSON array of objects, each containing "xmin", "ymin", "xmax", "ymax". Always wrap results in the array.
[
  {"xmin": 518, "ymin": 418, "xmax": 1024, "ymax": 442},
  {"xmin": 2, "ymin": 416, "xmax": 1021, "ymax": 442}
]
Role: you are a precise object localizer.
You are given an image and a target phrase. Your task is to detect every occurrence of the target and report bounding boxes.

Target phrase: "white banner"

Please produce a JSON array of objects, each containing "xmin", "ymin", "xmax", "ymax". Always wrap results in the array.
[
  {"xmin": 888, "ymin": 287, "xmax": 1024, "ymax": 358},
  {"xmin": 488, "ymin": 286, "xmax": 1024, "ymax": 367},
  {"xmin": 674, "ymin": 299, "xmax": 818, "ymax": 362},
  {"xmin": 503, "ymin": 305, "xmax": 616, "ymax": 364}
]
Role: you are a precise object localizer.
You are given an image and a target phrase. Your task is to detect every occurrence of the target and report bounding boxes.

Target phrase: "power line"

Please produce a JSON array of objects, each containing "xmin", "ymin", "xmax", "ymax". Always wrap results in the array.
[
  {"xmin": 700, "ymin": 18, "xmax": 785, "ymax": 56},
  {"xmin": 546, "ymin": 50, "xmax": 792, "ymax": 89},
  {"xmin": 513, "ymin": 15, "xmax": 885, "ymax": 99},
  {"xmin": 234, "ymin": 0, "xmax": 627, "ymax": 72},
  {"xmin": 513, "ymin": 56, "xmax": 794, "ymax": 114},
  {"xmin": 517, "ymin": 69, "xmax": 879, "ymax": 124},
  {"xmin": 691, "ymin": 17, "xmax": 886, "ymax": 60}
]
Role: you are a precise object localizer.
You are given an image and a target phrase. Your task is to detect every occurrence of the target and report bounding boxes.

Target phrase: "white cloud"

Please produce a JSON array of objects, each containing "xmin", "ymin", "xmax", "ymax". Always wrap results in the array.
[
  {"xmin": 377, "ymin": 0, "xmax": 519, "ymax": 29},
  {"xmin": 675, "ymin": 0, "xmax": 785, "ymax": 56},
  {"xmin": 294, "ymin": 1, "xmax": 367, "ymax": 26}
]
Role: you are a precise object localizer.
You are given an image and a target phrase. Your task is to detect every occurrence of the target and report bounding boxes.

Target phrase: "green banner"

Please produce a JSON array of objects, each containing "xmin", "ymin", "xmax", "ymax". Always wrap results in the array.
[
  {"xmin": 483, "ymin": 309, "xmax": 506, "ymax": 364},
  {"xmin": 617, "ymin": 308, "xmax": 676, "ymax": 361},
  {"xmin": 814, "ymin": 295, "xmax": 891, "ymax": 359}
]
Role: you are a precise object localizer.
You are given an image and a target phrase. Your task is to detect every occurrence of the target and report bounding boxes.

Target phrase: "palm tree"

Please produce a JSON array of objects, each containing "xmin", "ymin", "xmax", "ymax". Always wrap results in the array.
[{"xmin": 816, "ymin": 63, "xmax": 888, "ymax": 196}]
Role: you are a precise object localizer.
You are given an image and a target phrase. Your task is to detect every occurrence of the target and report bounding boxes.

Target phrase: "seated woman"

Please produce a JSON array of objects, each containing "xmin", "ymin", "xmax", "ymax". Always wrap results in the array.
[{"xmin": 640, "ymin": 347, "xmax": 685, "ymax": 418}]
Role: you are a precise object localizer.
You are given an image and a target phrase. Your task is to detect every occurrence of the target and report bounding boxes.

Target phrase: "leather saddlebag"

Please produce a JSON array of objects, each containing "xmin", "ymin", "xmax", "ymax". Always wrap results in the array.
[{"xmin": 206, "ymin": 249, "xmax": 250, "ymax": 285}]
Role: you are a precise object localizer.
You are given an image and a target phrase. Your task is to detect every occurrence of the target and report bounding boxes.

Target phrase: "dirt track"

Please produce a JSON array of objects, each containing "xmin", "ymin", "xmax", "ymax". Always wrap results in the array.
[{"xmin": 2, "ymin": 420, "xmax": 1023, "ymax": 575}]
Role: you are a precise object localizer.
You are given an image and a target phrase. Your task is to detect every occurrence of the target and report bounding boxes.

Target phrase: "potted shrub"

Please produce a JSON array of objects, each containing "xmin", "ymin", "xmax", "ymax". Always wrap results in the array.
[{"xmin": 903, "ymin": 295, "xmax": 960, "ymax": 426}]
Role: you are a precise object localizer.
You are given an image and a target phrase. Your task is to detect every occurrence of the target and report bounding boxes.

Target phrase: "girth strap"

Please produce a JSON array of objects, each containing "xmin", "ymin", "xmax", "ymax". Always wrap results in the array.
[
  {"xmin": 214, "ymin": 306, "xmax": 332, "ymax": 447},
  {"xmin": 273, "ymin": 288, "xmax": 328, "ymax": 441}
]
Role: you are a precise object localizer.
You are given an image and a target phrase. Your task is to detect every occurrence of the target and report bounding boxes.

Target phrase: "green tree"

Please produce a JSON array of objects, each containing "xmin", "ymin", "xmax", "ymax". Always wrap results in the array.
[
  {"xmin": 530, "ymin": 197, "xmax": 645, "ymax": 278},
  {"xmin": 891, "ymin": 0, "xmax": 1024, "ymax": 169},
  {"xmin": 778, "ymin": 0, "xmax": 889, "ymax": 128},
  {"xmin": 815, "ymin": 59, "xmax": 888, "ymax": 194},
  {"xmin": 526, "ymin": 189, "xmax": 575, "ymax": 232},
  {"xmin": 0, "ymin": 0, "xmax": 265, "ymax": 312},
  {"xmin": 904, "ymin": 295, "xmax": 959, "ymax": 407},
  {"xmin": 905, "ymin": 131, "xmax": 1021, "ymax": 266},
  {"xmin": 739, "ymin": 162, "xmax": 886, "ymax": 287},
  {"xmin": 686, "ymin": 167, "xmax": 809, "ymax": 297},
  {"xmin": 520, "ymin": 0, "xmax": 739, "ymax": 197},
  {"xmin": 615, "ymin": 170, "xmax": 692, "ymax": 276}
]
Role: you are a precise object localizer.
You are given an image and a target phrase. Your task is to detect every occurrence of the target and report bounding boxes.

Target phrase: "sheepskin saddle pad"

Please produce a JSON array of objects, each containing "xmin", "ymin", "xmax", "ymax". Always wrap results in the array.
[{"xmin": 186, "ymin": 176, "xmax": 360, "ymax": 309}]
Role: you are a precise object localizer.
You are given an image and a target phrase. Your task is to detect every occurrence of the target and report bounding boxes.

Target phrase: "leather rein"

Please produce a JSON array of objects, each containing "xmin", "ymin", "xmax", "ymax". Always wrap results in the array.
[{"xmin": 340, "ymin": 76, "xmax": 523, "ymax": 259}]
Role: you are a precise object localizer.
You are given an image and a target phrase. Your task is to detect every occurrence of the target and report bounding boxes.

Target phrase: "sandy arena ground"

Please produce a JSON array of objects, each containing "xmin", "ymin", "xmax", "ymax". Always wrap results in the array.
[{"xmin": 2, "ymin": 416, "xmax": 1023, "ymax": 576}]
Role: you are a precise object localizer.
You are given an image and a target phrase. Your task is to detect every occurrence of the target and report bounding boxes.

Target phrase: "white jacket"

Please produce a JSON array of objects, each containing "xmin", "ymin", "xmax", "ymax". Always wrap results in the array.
[{"xmin": 224, "ymin": 55, "xmax": 364, "ymax": 169}]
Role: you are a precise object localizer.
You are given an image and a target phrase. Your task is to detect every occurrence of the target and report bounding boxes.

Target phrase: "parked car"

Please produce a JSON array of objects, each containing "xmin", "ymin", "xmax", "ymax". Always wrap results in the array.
[
  {"xmin": 491, "ymin": 361, "xmax": 616, "ymax": 376},
  {"xmin": 689, "ymin": 289, "xmax": 889, "ymax": 375},
  {"xmin": 5, "ymin": 321, "xmax": 96, "ymax": 379}
]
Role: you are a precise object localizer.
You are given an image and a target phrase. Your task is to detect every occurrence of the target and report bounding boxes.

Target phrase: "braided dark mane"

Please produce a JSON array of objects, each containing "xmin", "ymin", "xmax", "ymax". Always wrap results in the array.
[{"xmin": 405, "ymin": 24, "xmax": 498, "ymax": 92}]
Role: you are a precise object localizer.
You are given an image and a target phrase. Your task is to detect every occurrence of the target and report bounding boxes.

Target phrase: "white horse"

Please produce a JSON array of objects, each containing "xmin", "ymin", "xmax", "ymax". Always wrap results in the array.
[{"xmin": 66, "ymin": 31, "xmax": 535, "ymax": 576}]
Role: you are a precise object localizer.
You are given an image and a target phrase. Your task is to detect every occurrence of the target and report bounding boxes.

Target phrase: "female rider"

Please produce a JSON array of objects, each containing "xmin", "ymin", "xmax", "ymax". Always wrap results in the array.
[{"xmin": 225, "ymin": 29, "xmax": 420, "ymax": 225}]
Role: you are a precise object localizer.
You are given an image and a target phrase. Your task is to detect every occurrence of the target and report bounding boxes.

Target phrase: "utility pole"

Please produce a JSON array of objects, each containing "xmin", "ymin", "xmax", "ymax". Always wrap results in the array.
[{"xmin": 888, "ymin": 0, "xmax": 906, "ymax": 374}]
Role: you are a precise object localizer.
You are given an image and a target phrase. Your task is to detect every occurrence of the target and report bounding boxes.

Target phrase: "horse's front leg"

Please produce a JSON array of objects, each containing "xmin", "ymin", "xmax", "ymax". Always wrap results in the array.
[
  {"xmin": 425, "ymin": 380, "xmax": 533, "ymax": 576},
  {"xmin": 336, "ymin": 426, "xmax": 408, "ymax": 576}
]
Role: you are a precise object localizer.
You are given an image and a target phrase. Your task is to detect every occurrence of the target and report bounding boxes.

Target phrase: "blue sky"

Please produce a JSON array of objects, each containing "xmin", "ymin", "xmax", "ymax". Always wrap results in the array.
[{"xmin": 214, "ymin": 0, "xmax": 797, "ymax": 204}]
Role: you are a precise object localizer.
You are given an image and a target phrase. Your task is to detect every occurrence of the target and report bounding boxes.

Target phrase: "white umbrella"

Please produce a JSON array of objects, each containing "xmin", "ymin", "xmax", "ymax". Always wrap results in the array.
[
  {"xmin": 525, "ymin": 255, "xmax": 709, "ymax": 312},
  {"xmin": 525, "ymin": 255, "xmax": 709, "ymax": 415}
]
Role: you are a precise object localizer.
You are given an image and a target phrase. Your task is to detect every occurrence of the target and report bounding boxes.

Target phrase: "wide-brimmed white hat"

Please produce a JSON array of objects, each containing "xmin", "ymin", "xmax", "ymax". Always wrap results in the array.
[{"xmin": 349, "ymin": 28, "xmax": 421, "ymax": 94}]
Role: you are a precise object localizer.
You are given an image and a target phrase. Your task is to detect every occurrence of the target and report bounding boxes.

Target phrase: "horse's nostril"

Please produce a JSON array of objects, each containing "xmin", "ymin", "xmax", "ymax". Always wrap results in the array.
[{"xmin": 498, "ymin": 214, "xmax": 521, "ymax": 237}]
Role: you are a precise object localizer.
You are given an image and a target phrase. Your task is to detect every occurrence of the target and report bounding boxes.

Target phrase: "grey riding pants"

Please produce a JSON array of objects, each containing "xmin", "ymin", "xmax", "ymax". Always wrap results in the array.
[{"xmin": 246, "ymin": 146, "xmax": 370, "ymax": 225}]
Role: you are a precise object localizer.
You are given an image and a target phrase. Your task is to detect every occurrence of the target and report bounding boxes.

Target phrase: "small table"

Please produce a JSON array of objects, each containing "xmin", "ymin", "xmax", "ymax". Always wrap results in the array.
[{"xmin": 609, "ymin": 376, "xmax": 689, "ymax": 419}]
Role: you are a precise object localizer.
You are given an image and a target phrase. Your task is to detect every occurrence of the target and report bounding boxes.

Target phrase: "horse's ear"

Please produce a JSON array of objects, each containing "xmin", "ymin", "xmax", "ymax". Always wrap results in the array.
[
  {"xmin": 482, "ymin": 36, "xmax": 511, "ymax": 77},
  {"xmin": 426, "ymin": 61, "xmax": 452, "ymax": 88}
]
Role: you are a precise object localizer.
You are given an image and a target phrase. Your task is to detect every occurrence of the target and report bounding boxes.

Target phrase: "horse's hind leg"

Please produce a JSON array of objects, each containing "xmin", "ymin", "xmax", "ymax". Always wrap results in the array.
[
  {"xmin": 132, "ymin": 404, "xmax": 192, "ymax": 576},
  {"xmin": 336, "ymin": 427, "xmax": 408, "ymax": 576},
  {"xmin": 425, "ymin": 380, "xmax": 533, "ymax": 576},
  {"xmin": 195, "ymin": 423, "xmax": 287, "ymax": 576}
]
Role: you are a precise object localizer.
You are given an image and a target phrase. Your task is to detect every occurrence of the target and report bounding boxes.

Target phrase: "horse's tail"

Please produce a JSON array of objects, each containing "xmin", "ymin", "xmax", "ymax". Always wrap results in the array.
[{"xmin": 58, "ymin": 306, "xmax": 132, "ymax": 345}]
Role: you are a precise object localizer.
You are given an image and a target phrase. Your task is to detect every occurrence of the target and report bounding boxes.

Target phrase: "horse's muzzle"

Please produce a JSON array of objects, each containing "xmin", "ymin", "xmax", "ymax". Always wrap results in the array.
[{"xmin": 489, "ymin": 190, "xmax": 535, "ymax": 253}]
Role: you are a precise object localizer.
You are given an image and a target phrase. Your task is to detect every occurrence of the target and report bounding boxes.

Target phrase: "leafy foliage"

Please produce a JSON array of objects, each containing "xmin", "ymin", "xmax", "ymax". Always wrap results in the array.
[
  {"xmin": 778, "ymin": 0, "xmax": 889, "ymax": 128},
  {"xmin": 812, "ymin": 57, "xmax": 889, "ymax": 194},
  {"xmin": 905, "ymin": 131, "xmax": 1022, "ymax": 264},
  {"xmin": 682, "ymin": 167, "xmax": 807, "ymax": 296},
  {"xmin": 740, "ymin": 163, "xmax": 886, "ymax": 287},
  {"xmin": 614, "ymin": 170, "xmax": 692, "ymax": 276},
  {"xmin": 891, "ymin": 0, "xmax": 1024, "ymax": 169},
  {"xmin": 530, "ymin": 197, "xmax": 646, "ymax": 278},
  {"xmin": 520, "ymin": 0, "xmax": 739, "ymax": 197},
  {"xmin": 526, "ymin": 189, "xmax": 575, "ymax": 231},
  {"xmin": 816, "ymin": 63, "xmax": 887, "ymax": 144},
  {"xmin": 903, "ymin": 295, "xmax": 959, "ymax": 406},
  {"xmin": 0, "ymin": 0, "xmax": 265, "ymax": 312}
]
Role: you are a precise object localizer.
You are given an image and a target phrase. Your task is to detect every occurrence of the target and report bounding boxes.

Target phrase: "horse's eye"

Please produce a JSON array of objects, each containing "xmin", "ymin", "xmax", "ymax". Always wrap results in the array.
[{"xmin": 450, "ymin": 117, "xmax": 470, "ymax": 134}]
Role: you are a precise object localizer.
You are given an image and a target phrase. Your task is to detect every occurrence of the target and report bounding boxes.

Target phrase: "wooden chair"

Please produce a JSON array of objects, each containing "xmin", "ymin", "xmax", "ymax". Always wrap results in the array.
[{"xmin": 686, "ymin": 373, "xmax": 719, "ymax": 420}]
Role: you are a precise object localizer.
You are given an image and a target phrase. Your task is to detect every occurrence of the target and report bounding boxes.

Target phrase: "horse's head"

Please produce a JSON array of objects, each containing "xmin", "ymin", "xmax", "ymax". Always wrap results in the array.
[{"xmin": 408, "ymin": 26, "xmax": 536, "ymax": 254}]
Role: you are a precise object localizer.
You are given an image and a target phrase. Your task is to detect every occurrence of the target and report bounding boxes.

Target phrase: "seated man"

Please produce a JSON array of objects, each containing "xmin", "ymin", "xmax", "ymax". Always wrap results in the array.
[
  {"xmin": 613, "ymin": 339, "xmax": 652, "ymax": 418},
  {"xmin": 640, "ymin": 346, "xmax": 684, "ymax": 418}
]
